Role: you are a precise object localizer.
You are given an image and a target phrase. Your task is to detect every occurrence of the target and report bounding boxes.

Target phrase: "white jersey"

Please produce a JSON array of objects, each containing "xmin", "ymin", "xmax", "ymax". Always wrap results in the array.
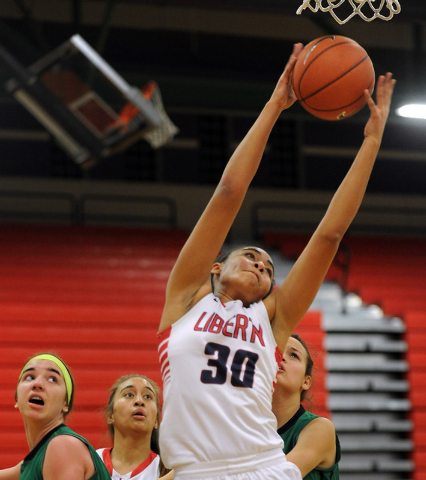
[
  {"xmin": 158, "ymin": 293, "xmax": 284, "ymax": 470},
  {"xmin": 96, "ymin": 448, "xmax": 160, "ymax": 480}
]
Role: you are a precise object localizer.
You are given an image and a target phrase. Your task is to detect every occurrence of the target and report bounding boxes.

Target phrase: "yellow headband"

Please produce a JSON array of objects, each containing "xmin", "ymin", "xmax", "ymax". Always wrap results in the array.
[{"xmin": 19, "ymin": 354, "xmax": 73, "ymax": 405}]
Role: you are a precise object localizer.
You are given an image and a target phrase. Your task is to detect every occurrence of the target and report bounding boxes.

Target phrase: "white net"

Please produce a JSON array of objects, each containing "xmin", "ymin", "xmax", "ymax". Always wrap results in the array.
[
  {"xmin": 296, "ymin": 0, "xmax": 401, "ymax": 24},
  {"xmin": 141, "ymin": 85, "xmax": 179, "ymax": 149}
]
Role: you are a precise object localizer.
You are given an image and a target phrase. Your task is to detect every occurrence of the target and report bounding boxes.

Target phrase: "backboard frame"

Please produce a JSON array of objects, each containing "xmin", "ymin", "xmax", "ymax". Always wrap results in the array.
[{"xmin": 2, "ymin": 35, "xmax": 171, "ymax": 167}]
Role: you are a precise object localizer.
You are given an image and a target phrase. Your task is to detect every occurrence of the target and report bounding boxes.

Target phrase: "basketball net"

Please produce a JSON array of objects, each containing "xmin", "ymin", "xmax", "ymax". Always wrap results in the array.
[
  {"xmin": 296, "ymin": 0, "xmax": 401, "ymax": 24},
  {"xmin": 140, "ymin": 83, "xmax": 179, "ymax": 149},
  {"xmin": 116, "ymin": 81, "xmax": 178, "ymax": 149}
]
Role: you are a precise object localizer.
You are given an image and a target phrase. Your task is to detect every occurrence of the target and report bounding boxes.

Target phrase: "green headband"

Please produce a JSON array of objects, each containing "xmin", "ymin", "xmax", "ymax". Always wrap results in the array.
[{"xmin": 19, "ymin": 354, "xmax": 73, "ymax": 405}]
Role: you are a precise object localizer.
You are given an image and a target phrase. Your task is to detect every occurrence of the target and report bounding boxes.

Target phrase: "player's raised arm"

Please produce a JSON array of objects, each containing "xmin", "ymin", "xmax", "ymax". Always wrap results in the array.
[
  {"xmin": 159, "ymin": 43, "xmax": 303, "ymax": 332},
  {"xmin": 265, "ymin": 73, "xmax": 396, "ymax": 349}
]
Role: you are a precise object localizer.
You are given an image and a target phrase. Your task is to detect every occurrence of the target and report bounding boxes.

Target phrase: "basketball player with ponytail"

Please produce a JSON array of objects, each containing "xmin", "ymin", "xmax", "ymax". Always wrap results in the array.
[
  {"xmin": 273, "ymin": 334, "xmax": 341, "ymax": 479},
  {"xmin": 158, "ymin": 42, "xmax": 395, "ymax": 480}
]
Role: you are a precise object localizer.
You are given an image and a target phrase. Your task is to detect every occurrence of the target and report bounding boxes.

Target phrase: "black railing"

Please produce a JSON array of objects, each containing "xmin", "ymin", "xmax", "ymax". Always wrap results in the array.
[
  {"xmin": 252, "ymin": 200, "xmax": 426, "ymax": 239},
  {"xmin": 251, "ymin": 200, "xmax": 327, "ymax": 240},
  {"xmin": 0, "ymin": 191, "xmax": 78, "ymax": 224},
  {"xmin": 78, "ymin": 194, "xmax": 177, "ymax": 227},
  {"xmin": 0, "ymin": 191, "xmax": 177, "ymax": 228}
]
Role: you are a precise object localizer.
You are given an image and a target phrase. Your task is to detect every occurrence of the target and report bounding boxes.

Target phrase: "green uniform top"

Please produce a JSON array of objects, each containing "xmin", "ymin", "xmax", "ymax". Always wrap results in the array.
[
  {"xmin": 20, "ymin": 424, "xmax": 111, "ymax": 480},
  {"xmin": 278, "ymin": 405, "xmax": 340, "ymax": 480}
]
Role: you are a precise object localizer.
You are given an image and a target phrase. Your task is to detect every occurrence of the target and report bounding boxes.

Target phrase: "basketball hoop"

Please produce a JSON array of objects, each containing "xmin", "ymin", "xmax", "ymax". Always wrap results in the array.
[
  {"xmin": 296, "ymin": 0, "xmax": 401, "ymax": 24},
  {"xmin": 140, "ymin": 83, "xmax": 179, "ymax": 149}
]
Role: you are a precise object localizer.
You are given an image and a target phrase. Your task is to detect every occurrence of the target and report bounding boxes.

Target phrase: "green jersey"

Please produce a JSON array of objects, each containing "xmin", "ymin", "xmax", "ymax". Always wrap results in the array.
[
  {"xmin": 278, "ymin": 405, "xmax": 340, "ymax": 480},
  {"xmin": 20, "ymin": 424, "xmax": 110, "ymax": 480}
]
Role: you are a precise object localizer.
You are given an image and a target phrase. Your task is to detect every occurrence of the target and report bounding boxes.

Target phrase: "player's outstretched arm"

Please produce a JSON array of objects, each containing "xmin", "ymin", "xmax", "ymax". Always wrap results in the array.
[
  {"xmin": 159, "ymin": 43, "xmax": 303, "ymax": 332},
  {"xmin": 0, "ymin": 463, "xmax": 22, "ymax": 480},
  {"xmin": 265, "ymin": 73, "xmax": 396, "ymax": 350}
]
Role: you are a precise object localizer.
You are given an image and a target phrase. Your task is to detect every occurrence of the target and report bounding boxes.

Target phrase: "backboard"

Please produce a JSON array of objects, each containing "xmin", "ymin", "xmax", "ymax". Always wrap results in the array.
[{"xmin": 2, "ymin": 35, "xmax": 178, "ymax": 167}]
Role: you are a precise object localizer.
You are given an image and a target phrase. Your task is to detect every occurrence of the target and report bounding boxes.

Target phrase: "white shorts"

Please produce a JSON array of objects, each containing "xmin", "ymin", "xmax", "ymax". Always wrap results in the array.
[{"xmin": 173, "ymin": 448, "xmax": 302, "ymax": 480}]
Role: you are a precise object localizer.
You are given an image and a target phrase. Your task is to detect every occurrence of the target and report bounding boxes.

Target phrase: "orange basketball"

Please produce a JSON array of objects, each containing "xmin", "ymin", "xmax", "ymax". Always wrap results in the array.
[{"xmin": 292, "ymin": 35, "xmax": 375, "ymax": 121}]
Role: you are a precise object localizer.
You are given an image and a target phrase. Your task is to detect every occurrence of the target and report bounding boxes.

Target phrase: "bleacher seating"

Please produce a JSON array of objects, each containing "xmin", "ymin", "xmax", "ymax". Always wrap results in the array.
[
  {"xmin": 342, "ymin": 236, "xmax": 426, "ymax": 480},
  {"xmin": 403, "ymin": 311, "xmax": 426, "ymax": 480},
  {"xmin": 262, "ymin": 232, "xmax": 423, "ymax": 480},
  {"xmin": 3, "ymin": 223, "xmax": 423, "ymax": 478}
]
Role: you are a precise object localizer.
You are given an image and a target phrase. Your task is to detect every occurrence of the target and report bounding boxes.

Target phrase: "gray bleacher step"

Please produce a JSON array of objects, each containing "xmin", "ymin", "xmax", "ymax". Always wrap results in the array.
[
  {"xmin": 310, "ymin": 290, "xmax": 365, "ymax": 314},
  {"xmin": 340, "ymin": 456, "xmax": 413, "ymax": 479},
  {"xmin": 328, "ymin": 393, "xmax": 411, "ymax": 412},
  {"xmin": 323, "ymin": 314, "xmax": 405, "ymax": 333},
  {"xmin": 339, "ymin": 475, "xmax": 408, "ymax": 480},
  {"xmin": 326, "ymin": 353, "xmax": 408, "ymax": 372},
  {"xmin": 332, "ymin": 412, "xmax": 413, "ymax": 433},
  {"xmin": 325, "ymin": 334, "xmax": 407, "ymax": 353},
  {"xmin": 338, "ymin": 433, "xmax": 413, "ymax": 452},
  {"xmin": 340, "ymin": 454, "xmax": 414, "ymax": 473},
  {"xmin": 327, "ymin": 373, "xmax": 410, "ymax": 392},
  {"xmin": 339, "ymin": 457, "xmax": 376, "ymax": 472},
  {"xmin": 310, "ymin": 287, "xmax": 395, "ymax": 316},
  {"xmin": 340, "ymin": 452, "xmax": 414, "ymax": 472},
  {"xmin": 376, "ymin": 459, "xmax": 415, "ymax": 472}
]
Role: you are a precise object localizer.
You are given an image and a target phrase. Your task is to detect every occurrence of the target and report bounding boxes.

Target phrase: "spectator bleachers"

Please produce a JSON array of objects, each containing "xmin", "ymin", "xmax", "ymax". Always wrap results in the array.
[
  {"xmin": 262, "ymin": 232, "xmax": 423, "ymax": 480},
  {"xmin": 5, "ymin": 223, "xmax": 421, "ymax": 477},
  {"xmin": 343, "ymin": 236, "xmax": 426, "ymax": 480}
]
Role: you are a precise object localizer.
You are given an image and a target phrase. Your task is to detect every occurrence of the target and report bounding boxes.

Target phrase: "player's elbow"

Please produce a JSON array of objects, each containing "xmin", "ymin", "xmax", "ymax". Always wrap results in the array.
[
  {"xmin": 317, "ymin": 228, "xmax": 345, "ymax": 248},
  {"xmin": 217, "ymin": 175, "xmax": 248, "ymax": 202}
]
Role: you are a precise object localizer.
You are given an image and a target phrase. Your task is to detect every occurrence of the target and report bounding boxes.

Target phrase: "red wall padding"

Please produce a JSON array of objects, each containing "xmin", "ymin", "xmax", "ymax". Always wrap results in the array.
[
  {"xmin": 0, "ymin": 224, "xmax": 186, "ymax": 466},
  {"xmin": 293, "ymin": 311, "xmax": 329, "ymax": 418}
]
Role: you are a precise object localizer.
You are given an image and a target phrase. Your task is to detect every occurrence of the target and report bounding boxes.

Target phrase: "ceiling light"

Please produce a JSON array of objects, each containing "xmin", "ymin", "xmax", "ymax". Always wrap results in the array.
[{"xmin": 396, "ymin": 104, "xmax": 426, "ymax": 119}]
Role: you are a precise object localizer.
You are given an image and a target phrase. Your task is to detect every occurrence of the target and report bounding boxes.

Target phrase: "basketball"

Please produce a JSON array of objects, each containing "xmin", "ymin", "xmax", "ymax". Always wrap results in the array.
[{"xmin": 292, "ymin": 35, "xmax": 375, "ymax": 121}]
